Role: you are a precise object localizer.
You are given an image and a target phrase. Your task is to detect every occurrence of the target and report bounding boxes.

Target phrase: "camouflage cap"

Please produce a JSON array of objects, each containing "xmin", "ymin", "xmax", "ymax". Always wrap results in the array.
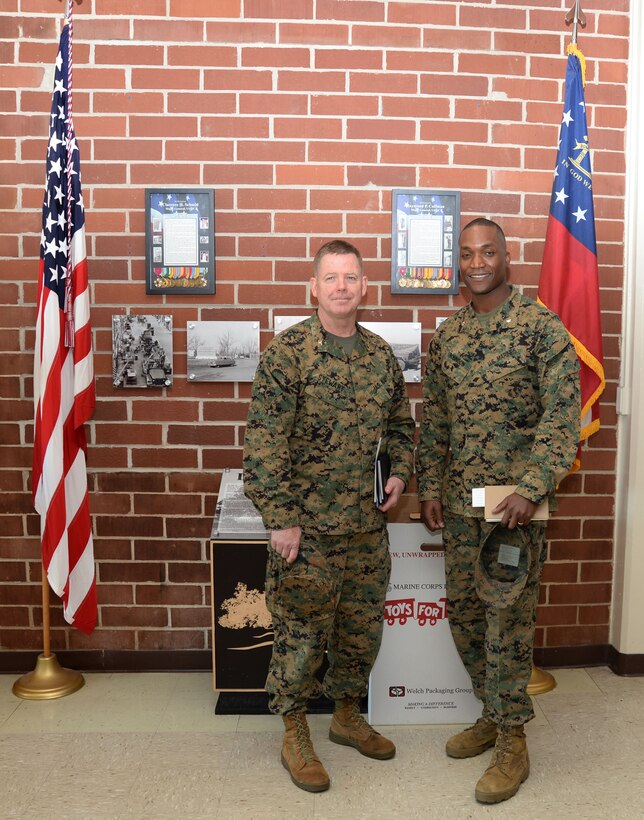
[{"xmin": 475, "ymin": 524, "xmax": 534, "ymax": 608}]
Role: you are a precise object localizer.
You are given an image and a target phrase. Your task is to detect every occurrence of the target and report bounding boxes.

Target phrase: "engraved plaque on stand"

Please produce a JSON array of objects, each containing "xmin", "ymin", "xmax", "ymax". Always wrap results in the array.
[{"xmin": 210, "ymin": 469, "xmax": 271, "ymax": 693}]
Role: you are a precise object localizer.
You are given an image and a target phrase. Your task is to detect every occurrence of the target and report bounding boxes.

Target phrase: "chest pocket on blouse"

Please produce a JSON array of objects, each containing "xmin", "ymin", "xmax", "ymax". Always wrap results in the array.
[
  {"xmin": 441, "ymin": 348, "xmax": 476, "ymax": 387},
  {"xmin": 443, "ymin": 342, "xmax": 529, "ymax": 380},
  {"xmin": 483, "ymin": 350, "xmax": 530, "ymax": 386},
  {"xmin": 300, "ymin": 384, "xmax": 352, "ymax": 440},
  {"xmin": 303, "ymin": 383, "xmax": 349, "ymax": 411}
]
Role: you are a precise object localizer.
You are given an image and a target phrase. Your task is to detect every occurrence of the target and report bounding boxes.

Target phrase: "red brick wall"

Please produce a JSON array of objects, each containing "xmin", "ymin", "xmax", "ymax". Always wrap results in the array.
[{"xmin": 0, "ymin": 1, "xmax": 628, "ymax": 659}]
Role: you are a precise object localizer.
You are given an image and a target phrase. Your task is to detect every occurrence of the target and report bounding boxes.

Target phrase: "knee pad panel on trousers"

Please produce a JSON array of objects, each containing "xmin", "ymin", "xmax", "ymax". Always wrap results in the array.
[{"xmin": 266, "ymin": 551, "xmax": 336, "ymax": 622}]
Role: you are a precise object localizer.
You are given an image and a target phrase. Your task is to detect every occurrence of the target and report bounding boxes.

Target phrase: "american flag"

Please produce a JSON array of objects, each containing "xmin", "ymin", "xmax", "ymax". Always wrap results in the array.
[
  {"xmin": 33, "ymin": 23, "xmax": 97, "ymax": 634},
  {"xmin": 538, "ymin": 45, "xmax": 605, "ymax": 470}
]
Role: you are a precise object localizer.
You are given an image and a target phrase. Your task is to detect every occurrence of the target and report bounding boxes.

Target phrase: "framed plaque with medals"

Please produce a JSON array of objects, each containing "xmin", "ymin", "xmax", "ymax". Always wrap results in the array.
[
  {"xmin": 145, "ymin": 188, "xmax": 215, "ymax": 295},
  {"xmin": 390, "ymin": 189, "xmax": 461, "ymax": 295}
]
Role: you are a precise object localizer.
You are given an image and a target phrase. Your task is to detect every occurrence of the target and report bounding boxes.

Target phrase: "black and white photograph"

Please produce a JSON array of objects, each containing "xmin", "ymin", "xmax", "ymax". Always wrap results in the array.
[
  {"xmin": 112, "ymin": 314, "xmax": 173, "ymax": 389},
  {"xmin": 274, "ymin": 316, "xmax": 422, "ymax": 382},
  {"xmin": 187, "ymin": 321, "xmax": 260, "ymax": 382},
  {"xmin": 273, "ymin": 315, "xmax": 310, "ymax": 334},
  {"xmin": 359, "ymin": 321, "xmax": 423, "ymax": 383}
]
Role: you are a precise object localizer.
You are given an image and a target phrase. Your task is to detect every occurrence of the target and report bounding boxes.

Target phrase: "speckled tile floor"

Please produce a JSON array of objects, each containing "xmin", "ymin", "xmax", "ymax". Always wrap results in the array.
[{"xmin": 1, "ymin": 667, "xmax": 643, "ymax": 819}]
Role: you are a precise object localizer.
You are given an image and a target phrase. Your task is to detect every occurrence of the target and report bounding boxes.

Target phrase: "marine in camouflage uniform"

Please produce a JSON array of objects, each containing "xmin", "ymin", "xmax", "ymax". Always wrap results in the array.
[
  {"xmin": 243, "ymin": 240, "xmax": 414, "ymax": 791},
  {"xmin": 417, "ymin": 219, "xmax": 580, "ymax": 804}
]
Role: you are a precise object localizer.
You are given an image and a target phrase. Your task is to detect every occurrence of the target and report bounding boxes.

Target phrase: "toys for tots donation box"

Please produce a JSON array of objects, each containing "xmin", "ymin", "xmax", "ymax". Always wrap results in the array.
[{"xmin": 369, "ymin": 524, "xmax": 481, "ymax": 725}]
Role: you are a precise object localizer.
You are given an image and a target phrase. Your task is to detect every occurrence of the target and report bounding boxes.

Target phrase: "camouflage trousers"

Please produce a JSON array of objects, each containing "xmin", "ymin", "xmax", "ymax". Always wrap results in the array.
[
  {"xmin": 264, "ymin": 527, "xmax": 390, "ymax": 715},
  {"xmin": 443, "ymin": 514, "xmax": 547, "ymax": 727}
]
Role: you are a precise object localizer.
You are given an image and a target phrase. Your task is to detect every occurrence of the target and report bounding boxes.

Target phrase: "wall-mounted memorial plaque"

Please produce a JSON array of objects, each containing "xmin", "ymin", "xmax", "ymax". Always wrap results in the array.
[
  {"xmin": 390, "ymin": 189, "xmax": 461, "ymax": 295},
  {"xmin": 145, "ymin": 189, "xmax": 215, "ymax": 295}
]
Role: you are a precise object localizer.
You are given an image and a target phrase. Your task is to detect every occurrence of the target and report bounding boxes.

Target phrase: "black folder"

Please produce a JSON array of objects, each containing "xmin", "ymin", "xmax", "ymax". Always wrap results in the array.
[{"xmin": 374, "ymin": 438, "xmax": 391, "ymax": 506}]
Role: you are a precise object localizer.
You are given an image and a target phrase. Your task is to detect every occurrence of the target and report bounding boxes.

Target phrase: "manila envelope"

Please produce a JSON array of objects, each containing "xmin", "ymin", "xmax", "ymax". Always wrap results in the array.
[{"xmin": 484, "ymin": 485, "xmax": 549, "ymax": 523}]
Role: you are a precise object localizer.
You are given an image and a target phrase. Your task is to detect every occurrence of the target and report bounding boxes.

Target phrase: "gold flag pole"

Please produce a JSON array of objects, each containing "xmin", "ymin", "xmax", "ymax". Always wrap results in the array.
[
  {"xmin": 528, "ymin": 1, "xmax": 588, "ymax": 701},
  {"xmin": 13, "ymin": 0, "xmax": 87, "ymax": 703},
  {"xmin": 12, "ymin": 564, "xmax": 85, "ymax": 700}
]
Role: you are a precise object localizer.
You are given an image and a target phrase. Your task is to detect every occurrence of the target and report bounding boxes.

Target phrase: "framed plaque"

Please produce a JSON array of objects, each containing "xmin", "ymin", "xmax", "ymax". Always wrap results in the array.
[
  {"xmin": 390, "ymin": 189, "xmax": 460, "ymax": 295},
  {"xmin": 145, "ymin": 188, "xmax": 215, "ymax": 295}
]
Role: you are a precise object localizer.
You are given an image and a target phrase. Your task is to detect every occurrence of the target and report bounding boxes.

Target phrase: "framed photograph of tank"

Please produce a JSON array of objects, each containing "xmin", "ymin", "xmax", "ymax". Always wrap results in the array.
[
  {"xmin": 390, "ymin": 189, "xmax": 460, "ymax": 295},
  {"xmin": 359, "ymin": 322, "xmax": 422, "ymax": 383},
  {"xmin": 145, "ymin": 188, "xmax": 215, "ymax": 295},
  {"xmin": 112, "ymin": 314, "xmax": 173, "ymax": 389},
  {"xmin": 187, "ymin": 321, "xmax": 260, "ymax": 382}
]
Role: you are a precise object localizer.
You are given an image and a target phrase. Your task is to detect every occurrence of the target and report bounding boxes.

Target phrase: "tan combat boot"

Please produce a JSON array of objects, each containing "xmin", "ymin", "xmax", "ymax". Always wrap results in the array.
[
  {"xmin": 281, "ymin": 712, "xmax": 330, "ymax": 793},
  {"xmin": 474, "ymin": 726, "xmax": 529, "ymax": 804},
  {"xmin": 445, "ymin": 715, "xmax": 498, "ymax": 758},
  {"xmin": 329, "ymin": 697, "xmax": 395, "ymax": 760}
]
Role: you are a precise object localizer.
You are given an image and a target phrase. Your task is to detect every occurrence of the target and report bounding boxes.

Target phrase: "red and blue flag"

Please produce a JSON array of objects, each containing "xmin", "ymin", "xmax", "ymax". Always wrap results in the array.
[
  {"xmin": 33, "ymin": 23, "xmax": 97, "ymax": 633},
  {"xmin": 538, "ymin": 45, "xmax": 605, "ymax": 470}
]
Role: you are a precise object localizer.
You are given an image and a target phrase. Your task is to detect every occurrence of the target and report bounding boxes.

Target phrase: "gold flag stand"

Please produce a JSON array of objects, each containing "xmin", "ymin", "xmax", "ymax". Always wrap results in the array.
[
  {"xmin": 523, "ymin": 2, "xmax": 587, "ymax": 703},
  {"xmin": 12, "ymin": 565, "xmax": 85, "ymax": 700},
  {"xmin": 14, "ymin": 0, "xmax": 86, "ymax": 703},
  {"xmin": 527, "ymin": 664, "xmax": 556, "ymax": 696}
]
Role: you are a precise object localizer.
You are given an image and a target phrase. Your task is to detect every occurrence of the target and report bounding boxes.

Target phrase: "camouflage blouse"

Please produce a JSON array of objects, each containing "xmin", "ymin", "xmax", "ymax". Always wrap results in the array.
[
  {"xmin": 243, "ymin": 313, "xmax": 415, "ymax": 535},
  {"xmin": 417, "ymin": 288, "xmax": 580, "ymax": 516}
]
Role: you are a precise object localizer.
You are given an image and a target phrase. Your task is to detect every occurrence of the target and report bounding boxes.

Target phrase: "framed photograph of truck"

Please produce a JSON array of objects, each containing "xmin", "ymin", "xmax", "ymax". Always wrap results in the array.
[
  {"xmin": 145, "ymin": 188, "xmax": 215, "ymax": 295},
  {"xmin": 390, "ymin": 188, "xmax": 460, "ymax": 295},
  {"xmin": 112, "ymin": 314, "xmax": 173, "ymax": 389},
  {"xmin": 187, "ymin": 321, "xmax": 260, "ymax": 382},
  {"xmin": 358, "ymin": 321, "xmax": 422, "ymax": 383}
]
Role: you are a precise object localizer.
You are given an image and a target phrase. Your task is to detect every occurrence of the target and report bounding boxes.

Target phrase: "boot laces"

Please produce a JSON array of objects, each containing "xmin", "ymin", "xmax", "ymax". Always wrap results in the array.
[
  {"xmin": 471, "ymin": 716, "xmax": 494, "ymax": 736},
  {"xmin": 492, "ymin": 731, "xmax": 513, "ymax": 767},
  {"xmin": 345, "ymin": 700, "xmax": 372, "ymax": 732},
  {"xmin": 292, "ymin": 713, "xmax": 316, "ymax": 764}
]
